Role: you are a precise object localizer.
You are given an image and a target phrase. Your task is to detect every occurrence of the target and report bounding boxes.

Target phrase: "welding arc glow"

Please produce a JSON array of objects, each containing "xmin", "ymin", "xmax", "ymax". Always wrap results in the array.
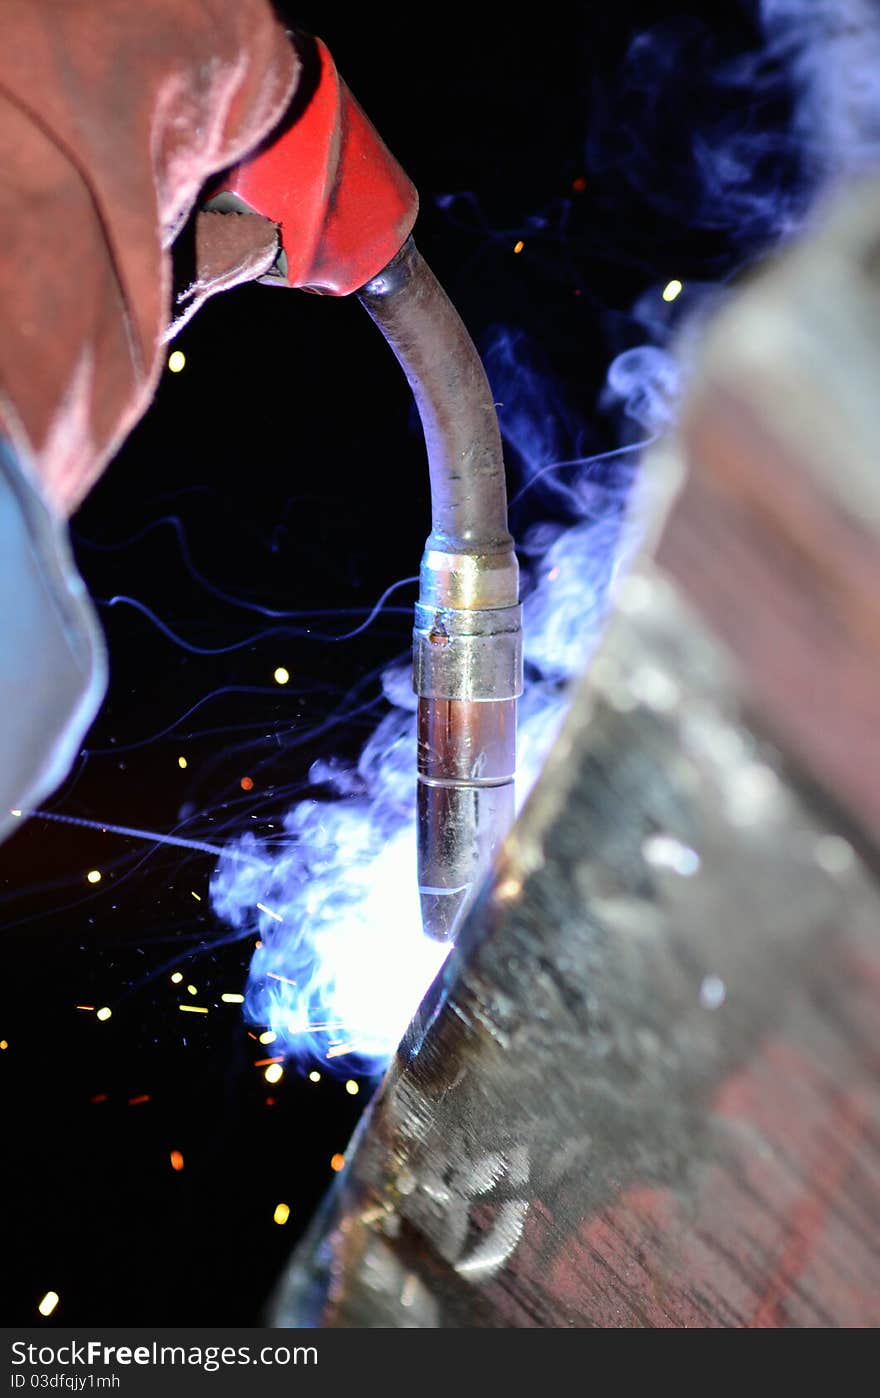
[{"xmin": 213, "ymin": 816, "xmax": 450, "ymax": 1072}]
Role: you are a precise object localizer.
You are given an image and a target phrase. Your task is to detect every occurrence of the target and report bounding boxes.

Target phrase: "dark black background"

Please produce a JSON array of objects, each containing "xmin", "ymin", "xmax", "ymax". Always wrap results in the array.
[{"xmin": 0, "ymin": 2, "xmax": 791, "ymax": 1325}]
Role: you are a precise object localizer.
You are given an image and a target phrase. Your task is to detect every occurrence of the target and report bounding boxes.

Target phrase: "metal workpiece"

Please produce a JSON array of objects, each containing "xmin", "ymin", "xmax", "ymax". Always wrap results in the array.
[
  {"xmin": 270, "ymin": 567, "xmax": 880, "ymax": 1327},
  {"xmin": 358, "ymin": 238, "xmax": 513, "ymax": 556}
]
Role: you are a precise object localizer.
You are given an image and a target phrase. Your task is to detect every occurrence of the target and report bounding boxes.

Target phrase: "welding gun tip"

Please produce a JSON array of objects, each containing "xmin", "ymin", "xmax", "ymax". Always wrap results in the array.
[{"xmin": 419, "ymin": 885, "xmax": 471, "ymax": 943}]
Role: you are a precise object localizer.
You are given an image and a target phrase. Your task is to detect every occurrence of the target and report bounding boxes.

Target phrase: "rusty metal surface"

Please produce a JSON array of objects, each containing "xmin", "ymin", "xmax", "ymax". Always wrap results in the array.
[
  {"xmin": 659, "ymin": 178, "xmax": 880, "ymax": 842},
  {"xmin": 272, "ymin": 569, "xmax": 880, "ymax": 1326}
]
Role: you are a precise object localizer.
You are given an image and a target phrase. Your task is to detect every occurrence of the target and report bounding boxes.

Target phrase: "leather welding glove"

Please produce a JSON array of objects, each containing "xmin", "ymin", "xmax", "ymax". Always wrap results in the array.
[{"xmin": 0, "ymin": 0, "xmax": 299, "ymax": 841}]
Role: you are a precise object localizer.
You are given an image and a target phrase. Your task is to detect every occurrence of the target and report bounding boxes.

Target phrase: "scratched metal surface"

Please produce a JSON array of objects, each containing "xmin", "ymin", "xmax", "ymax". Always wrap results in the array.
[{"xmin": 271, "ymin": 565, "xmax": 880, "ymax": 1327}]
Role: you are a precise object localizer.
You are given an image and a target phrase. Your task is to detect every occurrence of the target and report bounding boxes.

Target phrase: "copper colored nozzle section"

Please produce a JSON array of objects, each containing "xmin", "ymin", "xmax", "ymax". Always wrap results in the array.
[
  {"xmin": 417, "ymin": 697, "xmax": 516, "ymax": 941},
  {"xmin": 418, "ymin": 698, "xmax": 515, "ymax": 784}
]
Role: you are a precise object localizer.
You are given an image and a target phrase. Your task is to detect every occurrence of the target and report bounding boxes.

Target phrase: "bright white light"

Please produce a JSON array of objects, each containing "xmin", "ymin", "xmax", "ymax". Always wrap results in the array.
[
  {"xmin": 212, "ymin": 821, "xmax": 448, "ymax": 1069},
  {"xmin": 813, "ymin": 834, "xmax": 855, "ymax": 876},
  {"xmin": 641, "ymin": 834, "xmax": 701, "ymax": 877},
  {"xmin": 699, "ymin": 974, "xmax": 726, "ymax": 1009},
  {"xmin": 167, "ymin": 350, "xmax": 186, "ymax": 373},
  {"xmin": 662, "ymin": 278, "xmax": 683, "ymax": 302}
]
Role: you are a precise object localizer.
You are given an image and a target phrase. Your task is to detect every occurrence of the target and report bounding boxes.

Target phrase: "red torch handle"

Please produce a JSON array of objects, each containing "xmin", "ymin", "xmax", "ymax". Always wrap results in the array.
[{"xmin": 216, "ymin": 35, "xmax": 418, "ymax": 295}]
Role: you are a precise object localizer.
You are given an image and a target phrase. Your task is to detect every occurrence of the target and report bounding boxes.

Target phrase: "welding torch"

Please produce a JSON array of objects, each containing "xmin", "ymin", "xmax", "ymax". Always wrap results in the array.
[{"xmin": 212, "ymin": 34, "xmax": 523, "ymax": 940}]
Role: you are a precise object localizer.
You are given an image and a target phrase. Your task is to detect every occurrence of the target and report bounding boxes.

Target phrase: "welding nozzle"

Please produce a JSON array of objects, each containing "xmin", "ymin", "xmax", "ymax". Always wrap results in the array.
[
  {"xmin": 360, "ymin": 241, "xmax": 522, "ymax": 941},
  {"xmin": 415, "ymin": 553, "xmax": 522, "ymax": 940}
]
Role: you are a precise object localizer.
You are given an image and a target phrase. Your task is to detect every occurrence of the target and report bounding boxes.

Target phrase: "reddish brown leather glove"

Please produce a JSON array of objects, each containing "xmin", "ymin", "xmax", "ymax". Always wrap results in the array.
[{"xmin": 0, "ymin": 0, "xmax": 299, "ymax": 515}]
